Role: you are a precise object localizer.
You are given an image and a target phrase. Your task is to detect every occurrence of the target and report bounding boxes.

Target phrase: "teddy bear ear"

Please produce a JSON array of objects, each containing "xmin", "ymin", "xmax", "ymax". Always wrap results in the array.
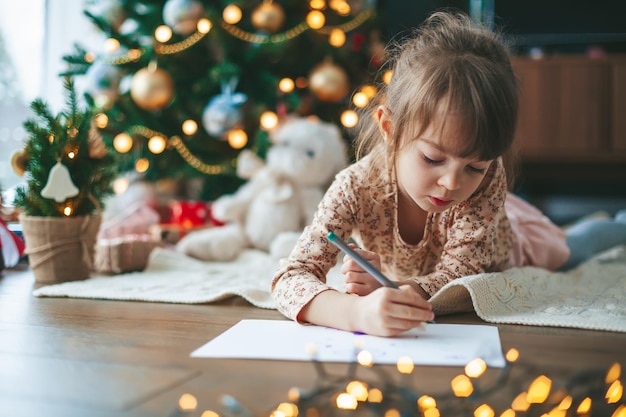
[{"xmin": 236, "ymin": 149, "xmax": 266, "ymax": 179}]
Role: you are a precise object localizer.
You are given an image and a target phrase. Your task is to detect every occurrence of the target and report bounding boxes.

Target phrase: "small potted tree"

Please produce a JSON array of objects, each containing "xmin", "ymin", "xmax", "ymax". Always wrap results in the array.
[{"xmin": 12, "ymin": 77, "xmax": 116, "ymax": 284}]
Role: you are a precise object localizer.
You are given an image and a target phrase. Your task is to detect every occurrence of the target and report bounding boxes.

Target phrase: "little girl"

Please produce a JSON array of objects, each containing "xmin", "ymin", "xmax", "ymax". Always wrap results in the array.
[{"xmin": 271, "ymin": 11, "xmax": 626, "ymax": 337}]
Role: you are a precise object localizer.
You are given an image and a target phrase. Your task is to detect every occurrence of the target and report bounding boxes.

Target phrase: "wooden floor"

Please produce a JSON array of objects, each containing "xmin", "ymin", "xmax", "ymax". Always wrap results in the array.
[{"xmin": 1, "ymin": 264, "xmax": 625, "ymax": 417}]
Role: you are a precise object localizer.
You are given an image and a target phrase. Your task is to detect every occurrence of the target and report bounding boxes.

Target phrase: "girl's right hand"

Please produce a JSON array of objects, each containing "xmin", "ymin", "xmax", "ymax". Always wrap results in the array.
[{"xmin": 352, "ymin": 285, "xmax": 434, "ymax": 337}]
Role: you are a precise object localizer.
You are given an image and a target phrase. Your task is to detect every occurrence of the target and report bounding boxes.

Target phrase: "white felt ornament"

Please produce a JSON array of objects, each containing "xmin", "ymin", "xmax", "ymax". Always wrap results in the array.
[{"xmin": 41, "ymin": 161, "xmax": 79, "ymax": 202}]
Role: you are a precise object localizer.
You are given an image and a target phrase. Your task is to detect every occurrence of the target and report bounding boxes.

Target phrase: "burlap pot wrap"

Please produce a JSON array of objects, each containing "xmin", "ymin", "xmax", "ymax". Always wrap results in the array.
[{"xmin": 19, "ymin": 214, "xmax": 101, "ymax": 284}]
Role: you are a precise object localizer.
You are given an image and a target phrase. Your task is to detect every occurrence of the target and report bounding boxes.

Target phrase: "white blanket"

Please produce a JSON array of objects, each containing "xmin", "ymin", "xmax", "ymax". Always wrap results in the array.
[{"xmin": 33, "ymin": 245, "xmax": 626, "ymax": 332}]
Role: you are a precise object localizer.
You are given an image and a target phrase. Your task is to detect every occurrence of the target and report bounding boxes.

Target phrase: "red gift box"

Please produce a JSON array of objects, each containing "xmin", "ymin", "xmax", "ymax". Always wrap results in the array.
[{"xmin": 170, "ymin": 200, "xmax": 211, "ymax": 229}]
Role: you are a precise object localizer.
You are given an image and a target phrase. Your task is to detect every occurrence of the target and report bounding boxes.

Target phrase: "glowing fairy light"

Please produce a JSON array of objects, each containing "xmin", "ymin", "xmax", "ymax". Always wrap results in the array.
[
  {"xmin": 94, "ymin": 113, "xmax": 108, "ymax": 129},
  {"xmin": 104, "ymin": 37, "xmax": 120, "ymax": 53},
  {"xmin": 557, "ymin": 395, "xmax": 573, "ymax": 410},
  {"xmin": 287, "ymin": 387, "xmax": 301, "ymax": 402},
  {"xmin": 197, "ymin": 18, "xmax": 212, "ymax": 34},
  {"xmin": 155, "ymin": 25, "xmax": 173, "ymax": 43},
  {"xmin": 360, "ymin": 84, "xmax": 377, "ymax": 98},
  {"xmin": 260, "ymin": 111, "xmax": 279, "ymax": 130},
  {"xmin": 227, "ymin": 128, "xmax": 248, "ymax": 149},
  {"xmin": 309, "ymin": 0, "xmax": 325, "ymax": 9},
  {"xmin": 63, "ymin": 206, "xmax": 72, "ymax": 216},
  {"xmin": 84, "ymin": 52, "xmax": 95, "ymax": 63},
  {"xmin": 384, "ymin": 409, "xmax": 400, "ymax": 417},
  {"xmin": 279, "ymin": 77, "xmax": 295, "ymax": 93},
  {"xmin": 606, "ymin": 380, "xmax": 623, "ymax": 403},
  {"xmin": 148, "ymin": 135, "xmax": 167, "ymax": 154},
  {"xmin": 368, "ymin": 388, "xmax": 383, "ymax": 403},
  {"xmin": 329, "ymin": 28, "xmax": 345, "ymax": 47},
  {"xmin": 223, "ymin": 4, "xmax": 242, "ymax": 24},
  {"xmin": 505, "ymin": 348, "xmax": 520, "ymax": 362},
  {"xmin": 500, "ymin": 410, "xmax": 515, "ymax": 417},
  {"xmin": 451, "ymin": 375, "xmax": 474, "ymax": 397},
  {"xmin": 113, "ymin": 132, "xmax": 133, "ymax": 153},
  {"xmin": 418, "ymin": 395, "xmax": 437, "ymax": 412},
  {"xmin": 200, "ymin": 411, "xmax": 219, "ymax": 417},
  {"xmin": 382, "ymin": 69, "xmax": 393, "ymax": 84},
  {"xmin": 336, "ymin": 392, "xmax": 357, "ymax": 410},
  {"xmin": 178, "ymin": 393, "xmax": 198, "ymax": 411},
  {"xmin": 473, "ymin": 404, "xmax": 494, "ymax": 417},
  {"xmin": 67, "ymin": 151, "xmax": 76, "ymax": 159},
  {"xmin": 275, "ymin": 402, "xmax": 298, "ymax": 417},
  {"xmin": 340, "ymin": 109, "xmax": 358, "ymax": 128},
  {"xmin": 576, "ymin": 397, "xmax": 592, "ymax": 414},
  {"xmin": 511, "ymin": 392, "xmax": 530, "ymax": 412},
  {"xmin": 526, "ymin": 375, "xmax": 551, "ymax": 403},
  {"xmin": 48, "ymin": 134, "xmax": 55, "ymax": 143},
  {"xmin": 182, "ymin": 119, "xmax": 198, "ymax": 135},
  {"xmin": 396, "ymin": 356, "xmax": 414, "ymax": 374},
  {"xmin": 306, "ymin": 10, "xmax": 325, "ymax": 29},
  {"xmin": 352, "ymin": 91, "xmax": 369, "ymax": 108},
  {"xmin": 465, "ymin": 358, "xmax": 487, "ymax": 378},
  {"xmin": 135, "ymin": 157, "xmax": 149, "ymax": 173},
  {"xmin": 424, "ymin": 409, "xmax": 440, "ymax": 417},
  {"xmin": 606, "ymin": 363, "xmax": 622, "ymax": 384},
  {"xmin": 112, "ymin": 177, "xmax": 129, "ymax": 195},
  {"xmin": 346, "ymin": 381, "xmax": 368, "ymax": 401},
  {"xmin": 356, "ymin": 350, "xmax": 373, "ymax": 367}
]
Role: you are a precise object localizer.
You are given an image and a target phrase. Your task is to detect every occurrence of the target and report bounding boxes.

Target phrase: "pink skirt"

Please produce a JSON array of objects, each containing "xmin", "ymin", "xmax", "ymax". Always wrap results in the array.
[{"xmin": 505, "ymin": 193, "xmax": 570, "ymax": 270}]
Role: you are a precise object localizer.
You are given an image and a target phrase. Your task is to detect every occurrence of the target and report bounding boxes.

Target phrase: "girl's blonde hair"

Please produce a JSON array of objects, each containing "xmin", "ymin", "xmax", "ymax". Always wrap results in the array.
[{"xmin": 355, "ymin": 11, "xmax": 519, "ymax": 189}]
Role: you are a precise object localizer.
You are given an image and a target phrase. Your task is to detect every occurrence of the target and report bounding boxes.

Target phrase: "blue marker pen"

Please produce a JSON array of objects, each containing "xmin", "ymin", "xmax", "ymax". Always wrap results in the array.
[{"xmin": 327, "ymin": 231, "xmax": 399, "ymax": 289}]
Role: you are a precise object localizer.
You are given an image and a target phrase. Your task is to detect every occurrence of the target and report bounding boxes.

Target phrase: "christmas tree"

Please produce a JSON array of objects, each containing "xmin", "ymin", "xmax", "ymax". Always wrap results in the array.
[
  {"xmin": 13, "ymin": 77, "xmax": 116, "ymax": 217},
  {"xmin": 62, "ymin": 0, "xmax": 387, "ymax": 201}
]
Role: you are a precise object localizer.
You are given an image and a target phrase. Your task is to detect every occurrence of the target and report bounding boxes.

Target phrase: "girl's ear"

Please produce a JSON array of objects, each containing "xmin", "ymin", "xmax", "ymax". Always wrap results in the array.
[{"xmin": 376, "ymin": 105, "xmax": 392, "ymax": 141}]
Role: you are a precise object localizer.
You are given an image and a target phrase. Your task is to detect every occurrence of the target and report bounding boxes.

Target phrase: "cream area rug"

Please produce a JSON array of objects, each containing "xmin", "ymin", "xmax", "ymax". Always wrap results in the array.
[{"xmin": 33, "ymin": 245, "xmax": 626, "ymax": 332}]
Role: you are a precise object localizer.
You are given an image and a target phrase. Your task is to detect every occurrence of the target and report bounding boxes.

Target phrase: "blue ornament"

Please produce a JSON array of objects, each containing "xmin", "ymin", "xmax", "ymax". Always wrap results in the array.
[{"xmin": 202, "ymin": 79, "xmax": 247, "ymax": 137}]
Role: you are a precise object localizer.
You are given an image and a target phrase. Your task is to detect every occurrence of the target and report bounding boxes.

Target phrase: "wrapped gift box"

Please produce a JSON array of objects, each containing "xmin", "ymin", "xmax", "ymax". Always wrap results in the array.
[{"xmin": 94, "ymin": 234, "xmax": 161, "ymax": 274}]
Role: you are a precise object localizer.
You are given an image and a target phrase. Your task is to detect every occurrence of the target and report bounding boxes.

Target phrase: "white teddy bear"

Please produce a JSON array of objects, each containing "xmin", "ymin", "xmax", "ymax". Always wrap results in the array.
[{"xmin": 176, "ymin": 117, "xmax": 348, "ymax": 261}]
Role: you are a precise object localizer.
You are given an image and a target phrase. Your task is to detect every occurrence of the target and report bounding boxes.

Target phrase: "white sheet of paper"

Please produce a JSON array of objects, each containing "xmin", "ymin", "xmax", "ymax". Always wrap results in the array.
[{"xmin": 191, "ymin": 320, "xmax": 505, "ymax": 367}]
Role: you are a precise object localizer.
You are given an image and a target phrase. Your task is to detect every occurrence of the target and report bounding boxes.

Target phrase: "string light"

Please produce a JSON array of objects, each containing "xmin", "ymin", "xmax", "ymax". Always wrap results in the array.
[
  {"xmin": 135, "ymin": 157, "xmax": 149, "ymax": 173},
  {"xmin": 278, "ymin": 77, "xmax": 295, "ymax": 93},
  {"xmin": 155, "ymin": 25, "xmax": 173, "ymax": 43},
  {"xmin": 227, "ymin": 128, "xmax": 248, "ymax": 149},
  {"xmin": 382, "ymin": 69, "xmax": 393, "ymax": 84},
  {"xmin": 223, "ymin": 5, "xmax": 242, "ymax": 24},
  {"xmin": 306, "ymin": 10, "xmax": 326, "ymax": 29},
  {"xmin": 340, "ymin": 109, "xmax": 358, "ymax": 128},
  {"xmin": 352, "ymin": 91, "xmax": 369, "ymax": 108},
  {"xmin": 181, "ymin": 119, "xmax": 198, "ymax": 135},
  {"xmin": 178, "ymin": 393, "xmax": 198, "ymax": 411},
  {"xmin": 113, "ymin": 132, "xmax": 133, "ymax": 153},
  {"xmin": 148, "ymin": 135, "xmax": 167, "ymax": 154},
  {"xmin": 94, "ymin": 113, "xmax": 108, "ymax": 129},
  {"xmin": 309, "ymin": 0, "xmax": 325, "ymax": 10},
  {"xmin": 112, "ymin": 177, "xmax": 129, "ymax": 194},
  {"xmin": 63, "ymin": 206, "xmax": 72, "ymax": 216},
  {"xmin": 260, "ymin": 111, "xmax": 279, "ymax": 130},
  {"xmin": 103, "ymin": 38, "xmax": 120, "ymax": 53},
  {"xmin": 328, "ymin": 28, "xmax": 346, "ymax": 47},
  {"xmin": 197, "ymin": 18, "xmax": 212, "ymax": 34}
]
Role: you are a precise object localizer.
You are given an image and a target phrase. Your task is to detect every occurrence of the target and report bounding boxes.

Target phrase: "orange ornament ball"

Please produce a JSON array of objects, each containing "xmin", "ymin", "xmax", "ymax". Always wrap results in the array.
[
  {"xmin": 130, "ymin": 67, "xmax": 175, "ymax": 111},
  {"xmin": 10, "ymin": 149, "xmax": 28, "ymax": 177},
  {"xmin": 251, "ymin": 1, "xmax": 285, "ymax": 33},
  {"xmin": 309, "ymin": 61, "xmax": 350, "ymax": 102}
]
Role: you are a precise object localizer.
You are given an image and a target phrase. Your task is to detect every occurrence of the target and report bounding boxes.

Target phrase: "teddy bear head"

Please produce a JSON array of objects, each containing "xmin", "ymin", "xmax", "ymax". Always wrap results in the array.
[{"xmin": 266, "ymin": 117, "xmax": 347, "ymax": 188}]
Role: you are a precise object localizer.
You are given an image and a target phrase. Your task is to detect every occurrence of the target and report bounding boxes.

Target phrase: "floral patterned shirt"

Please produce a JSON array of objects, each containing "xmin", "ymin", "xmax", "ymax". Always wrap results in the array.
[{"xmin": 271, "ymin": 154, "xmax": 512, "ymax": 322}]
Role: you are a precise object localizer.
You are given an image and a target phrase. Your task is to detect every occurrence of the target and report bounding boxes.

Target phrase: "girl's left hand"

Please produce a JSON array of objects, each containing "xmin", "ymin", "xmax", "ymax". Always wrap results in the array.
[{"xmin": 341, "ymin": 244, "xmax": 385, "ymax": 296}]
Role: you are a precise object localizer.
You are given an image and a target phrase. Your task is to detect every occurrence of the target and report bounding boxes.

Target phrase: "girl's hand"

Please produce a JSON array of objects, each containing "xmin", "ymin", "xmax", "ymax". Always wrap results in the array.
[
  {"xmin": 341, "ymin": 244, "xmax": 385, "ymax": 296},
  {"xmin": 352, "ymin": 285, "xmax": 434, "ymax": 337}
]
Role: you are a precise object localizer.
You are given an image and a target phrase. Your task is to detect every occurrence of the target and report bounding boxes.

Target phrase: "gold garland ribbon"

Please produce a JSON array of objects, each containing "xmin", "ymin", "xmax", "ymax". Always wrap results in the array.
[
  {"xmin": 98, "ymin": 8, "xmax": 375, "ymax": 65},
  {"xmin": 128, "ymin": 126, "xmax": 235, "ymax": 176}
]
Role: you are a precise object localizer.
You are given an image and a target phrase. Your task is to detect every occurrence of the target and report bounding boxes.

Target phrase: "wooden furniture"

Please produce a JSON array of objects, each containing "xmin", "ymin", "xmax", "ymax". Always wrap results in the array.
[
  {"xmin": 1, "ymin": 266, "xmax": 625, "ymax": 417},
  {"xmin": 511, "ymin": 54, "xmax": 626, "ymax": 193}
]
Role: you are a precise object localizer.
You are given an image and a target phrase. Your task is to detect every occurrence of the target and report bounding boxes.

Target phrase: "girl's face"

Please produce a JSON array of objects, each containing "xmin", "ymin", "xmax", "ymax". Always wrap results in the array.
[{"xmin": 378, "ymin": 108, "xmax": 493, "ymax": 213}]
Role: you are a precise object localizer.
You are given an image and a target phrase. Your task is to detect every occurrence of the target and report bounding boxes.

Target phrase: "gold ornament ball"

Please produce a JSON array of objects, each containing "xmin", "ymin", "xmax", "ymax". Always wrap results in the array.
[
  {"xmin": 251, "ymin": 1, "xmax": 285, "ymax": 33},
  {"xmin": 10, "ymin": 149, "xmax": 28, "ymax": 177},
  {"xmin": 309, "ymin": 61, "xmax": 350, "ymax": 102},
  {"xmin": 130, "ymin": 67, "xmax": 175, "ymax": 111}
]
